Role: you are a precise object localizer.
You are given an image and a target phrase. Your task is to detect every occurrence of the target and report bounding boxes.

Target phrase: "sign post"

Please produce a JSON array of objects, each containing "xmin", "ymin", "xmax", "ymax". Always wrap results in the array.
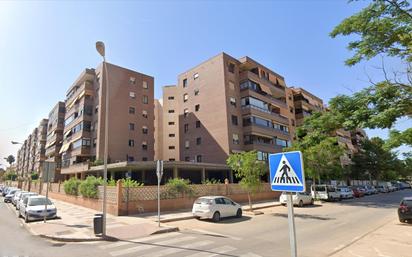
[
  {"xmin": 156, "ymin": 160, "xmax": 164, "ymax": 227},
  {"xmin": 269, "ymin": 151, "xmax": 305, "ymax": 257},
  {"xmin": 42, "ymin": 161, "xmax": 55, "ymax": 223}
]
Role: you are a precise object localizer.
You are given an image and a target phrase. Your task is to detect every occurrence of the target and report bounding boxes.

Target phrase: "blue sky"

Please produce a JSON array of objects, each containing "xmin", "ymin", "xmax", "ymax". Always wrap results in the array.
[{"xmin": 0, "ymin": 0, "xmax": 410, "ymax": 167}]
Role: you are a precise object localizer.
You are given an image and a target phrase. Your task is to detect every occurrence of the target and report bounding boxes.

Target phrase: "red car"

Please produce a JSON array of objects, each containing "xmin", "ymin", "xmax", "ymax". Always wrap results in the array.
[{"xmin": 351, "ymin": 187, "xmax": 365, "ymax": 198}]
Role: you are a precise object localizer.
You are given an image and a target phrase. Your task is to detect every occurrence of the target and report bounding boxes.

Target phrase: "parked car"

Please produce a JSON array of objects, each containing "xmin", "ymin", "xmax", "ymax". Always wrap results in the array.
[
  {"xmin": 17, "ymin": 192, "xmax": 38, "ymax": 210},
  {"xmin": 4, "ymin": 189, "xmax": 19, "ymax": 203},
  {"xmin": 311, "ymin": 185, "xmax": 340, "ymax": 201},
  {"xmin": 399, "ymin": 182, "xmax": 412, "ymax": 189},
  {"xmin": 376, "ymin": 185, "xmax": 389, "ymax": 193},
  {"xmin": 2, "ymin": 186, "xmax": 15, "ymax": 197},
  {"xmin": 360, "ymin": 185, "xmax": 373, "ymax": 195},
  {"xmin": 280, "ymin": 192, "xmax": 314, "ymax": 207},
  {"xmin": 388, "ymin": 184, "xmax": 397, "ymax": 192},
  {"xmin": 398, "ymin": 197, "xmax": 412, "ymax": 223},
  {"xmin": 192, "ymin": 196, "xmax": 242, "ymax": 222},
  {"xmin": 351, "ymin": 187, "xmax": 364, "ymax": 198},
  {"xmin": 337, "ymin": 187, "xmax": 354, "ymax": 199},
  {"xmin": 19, "ymin": 196, "xmax": 57, "ymax": 223}
]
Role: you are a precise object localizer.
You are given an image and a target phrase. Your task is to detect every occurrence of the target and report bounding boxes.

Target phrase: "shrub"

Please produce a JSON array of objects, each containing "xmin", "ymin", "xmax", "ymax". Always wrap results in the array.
[
  {"xmin": 165, "ymin": 178, "xmax": 194, "ymax": 198},
  {"xmin": 90, "ymin": 159, "xmax": 104, "ymax": 166},
  {"xmin": 201, "ymin": 178, "xmax": 221, "ymax": 185},
  {"xmin": 121, "ymin": 178, "xmax": 143, "ymax": 188},
  {"xmin": 79, "ymin": 176, "xmax": 103, "ymax": 198},
  {"xmin": 30, "ymin": 172, "xmax": 39, "ymax": 180},
  {"xmin": 107, "ymin": 178, "xmax": 117, "ymax": 186},
  {"xmin": 5, "ymin": 171, "xmax": 17, "ymax": 181},
  {"xmin": 63, "ymin": 177, "xmax": 81, "ymax": 196}
]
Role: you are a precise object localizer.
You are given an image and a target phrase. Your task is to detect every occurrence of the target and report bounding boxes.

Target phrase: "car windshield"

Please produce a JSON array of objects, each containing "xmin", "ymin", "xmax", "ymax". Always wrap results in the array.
[
  {"xmin": 313, "ymin": 186, "xmax": 326, "ymax": 192},
  {"xmin": 28, "ymin": 198, "xmax": 52, "ymax": 206},
  {"xmin": 195, "ymin": 198, "xmax": 213, "ymax": 204}
]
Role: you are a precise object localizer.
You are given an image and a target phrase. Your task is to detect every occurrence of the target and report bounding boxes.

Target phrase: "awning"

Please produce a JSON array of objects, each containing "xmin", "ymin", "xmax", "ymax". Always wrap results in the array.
[
  {"xmin": 45, "ymin": 140, "xmax": 56, "ymax": 148},
  {"xmin": 64, "ymin": 129, "xmax": 72, "ymax": 137},
  {"xmin": 59, "ymin": 142, "xmax": 72, "ymax": 154}
]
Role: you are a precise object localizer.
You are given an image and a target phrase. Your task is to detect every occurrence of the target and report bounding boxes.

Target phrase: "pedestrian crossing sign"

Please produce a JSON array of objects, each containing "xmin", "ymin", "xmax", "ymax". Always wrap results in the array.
[{"xmin": 269, "ymin": 151, "xmax": 305, "ymax": 192}]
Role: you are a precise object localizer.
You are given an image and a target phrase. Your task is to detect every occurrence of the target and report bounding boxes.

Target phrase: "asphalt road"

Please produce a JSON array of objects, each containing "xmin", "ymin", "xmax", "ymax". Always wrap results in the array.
[{"xmin": 0, "ymin": 189, "xmax": 410, "ymax": 257}]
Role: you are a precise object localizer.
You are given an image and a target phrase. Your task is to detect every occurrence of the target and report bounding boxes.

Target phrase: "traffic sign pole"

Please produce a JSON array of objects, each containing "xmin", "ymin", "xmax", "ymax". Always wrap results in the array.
[
  {"xmin": 287, "ymin": 193, "xmax": 297, "ymax": 257},
  {"xmin": 156, "ymin": 160, "xmax": 164, "ymax": 227}
]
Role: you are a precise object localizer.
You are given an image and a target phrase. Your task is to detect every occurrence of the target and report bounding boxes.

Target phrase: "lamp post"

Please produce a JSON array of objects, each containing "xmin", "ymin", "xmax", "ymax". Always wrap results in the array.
[
  {"xmin": 96, "ymin": 41, "xmax": 109, "ymax": 237},
  {"xmin": 11, "ymin": 141, "xmax": 23, "ymax": 145}
]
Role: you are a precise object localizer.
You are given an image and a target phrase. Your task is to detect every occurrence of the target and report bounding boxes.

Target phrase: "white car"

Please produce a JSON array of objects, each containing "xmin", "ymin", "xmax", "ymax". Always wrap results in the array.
[
  {"xmin": 19, "ymin": 196, "xmax": 57, "ymax": 223},
  {"xmin": 280, "ymin": 192, "xmax": 314, "ymax": 207},
  {"xmin": 337, "ymin": 187, "xmax": 354, "ymax": 199},
  {"xmin": 12, "ymin": 191, "xmax": 27, "ymax": 206},
  {"xmin": 311, "ymin": 185, "xmax": 340, "ymax": 201},
  {"xmin": 17, "ymin": 192, "xmax": 38, "ymax": 210},
  {"xmin": 192, "ymin": 196, "xmax": 242, "ymax": 222}
]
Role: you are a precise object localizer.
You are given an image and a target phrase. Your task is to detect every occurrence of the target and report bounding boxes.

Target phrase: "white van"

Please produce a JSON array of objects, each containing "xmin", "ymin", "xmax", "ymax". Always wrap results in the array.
[{"xmin": 311, "ymin": 185, "xmax": 340, "ymax": 201}]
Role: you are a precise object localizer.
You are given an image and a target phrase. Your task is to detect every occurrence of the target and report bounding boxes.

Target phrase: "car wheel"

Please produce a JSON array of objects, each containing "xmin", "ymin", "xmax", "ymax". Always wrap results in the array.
[
  {"xmin": 236, "ymin": 209, "xmax": 242, "ymax": 218},
  {"xmin": 17, "ymin": 211, "xmax": 22, "ymax": 218},
  {"xmin": 399, "ymin": 218, "xmax": 406, "ymax": 223},
  {"xmin": 310, "ymin": 199, "xmax": 314, "ymax": 205},
  {"xmin": 24, "ymin": 213, "xmax": 29, "ymax": 223},
  {"xmin": 212, "ymin": 212, "xmax": 220, "ymax": 222},
  {"xmin": 298, "ymin": 200, "xmax": 304, "ymax": 207}
]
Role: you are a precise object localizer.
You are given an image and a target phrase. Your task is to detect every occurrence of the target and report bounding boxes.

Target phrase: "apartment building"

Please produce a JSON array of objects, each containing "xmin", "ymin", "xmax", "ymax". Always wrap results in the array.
[
  {"xmin": 45, "ymin": 102, "xmax": 66, "ymax": 180},
  {"xmin": 33, "ymin": 119, "xmax": 48, "ymax": 176},
  {"xmin": 60, "ymin": 63, "xmax": 154, "ymax": 177},
  {"xmin": 154, "ymin": 85, "xmax": 180, "ymax": 162},
  {"xmin": 290, "ymin": 87, "xmax": 324, "ymax": 126},
  {"xmin": 157, "ymin": 53, "xmax": 295, "ymax": 165}
]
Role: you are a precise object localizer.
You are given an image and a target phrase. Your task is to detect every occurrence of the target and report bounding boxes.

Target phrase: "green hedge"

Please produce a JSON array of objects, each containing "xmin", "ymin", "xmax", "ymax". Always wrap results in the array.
[
  {"xmin": 79, "ymin": 176, "xmax": 103, "ymax": 198},
  {"xmin": 63, "ymin": 177, "xmax": 81, "ymax": 196}
]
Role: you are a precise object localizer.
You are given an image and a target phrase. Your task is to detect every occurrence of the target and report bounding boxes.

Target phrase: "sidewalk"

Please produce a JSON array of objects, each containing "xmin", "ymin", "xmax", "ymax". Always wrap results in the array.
[
  {"xmin": 20, "ymin": 198, "xmax": 178, "ymax": 242},
  {"xmin": 138, "ymin": 200, "xmax": 281, "ymax": 223}
]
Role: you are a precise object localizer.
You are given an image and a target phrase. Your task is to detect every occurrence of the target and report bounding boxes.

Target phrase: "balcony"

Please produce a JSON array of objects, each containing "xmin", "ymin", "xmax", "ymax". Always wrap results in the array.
[
  {"xmin": 243, "ymin": 123, "xmax": 290, "ymax": 138},
  {"xmin": 240, "ymin": 71, "xmax": 286, "ymax": 96},
  {"xmin": 241, "ymin": 105, "xmax": 289, "ymax": 124},
  {"xmin": 61, "ymin": 161, "xmax": 90, "ymax": 175},
  {"xmin": 240, "ymin": 88, "xmax": 287, "ymax": 108}
]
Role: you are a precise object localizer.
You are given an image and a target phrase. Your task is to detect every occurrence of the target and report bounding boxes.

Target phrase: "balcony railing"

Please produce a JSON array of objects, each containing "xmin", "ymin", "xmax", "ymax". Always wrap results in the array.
[
  {"xmin": 241, "ymin": 105, "xmax": 289, "ymax": 123},
  {"xmin": 243, "ymin": 122, "xmax": 290, "ymax": 136}
]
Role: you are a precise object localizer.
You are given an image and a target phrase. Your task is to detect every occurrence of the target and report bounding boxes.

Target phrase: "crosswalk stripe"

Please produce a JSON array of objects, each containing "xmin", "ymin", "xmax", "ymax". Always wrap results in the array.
[
  {"xmin": 99, "ymin": 232, "xmax": 180, "ymax": 249},
  {"xmin": 185, "ymin": 245, "xmax": 237, "ymax": 257},
  {"xmin": 191, "ymin": 229, "xmax": 242, "ymax": 241},
  {"xmin": 240, "ymin": 253, "xmax": 262, "ymax": 257},
  {"xmin": 109, "ymin": 236, "xmax": 195, "ymax": 256},
  {"xmin": 139, "ymin": 240, "xmax": 213, "ymax": 257}
]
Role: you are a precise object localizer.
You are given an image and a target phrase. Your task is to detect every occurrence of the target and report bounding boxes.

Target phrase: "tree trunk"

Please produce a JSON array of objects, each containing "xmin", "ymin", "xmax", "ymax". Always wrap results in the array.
[{"xmin": 247, "ymin": 192, "xmax": 252, "ymax": 211}]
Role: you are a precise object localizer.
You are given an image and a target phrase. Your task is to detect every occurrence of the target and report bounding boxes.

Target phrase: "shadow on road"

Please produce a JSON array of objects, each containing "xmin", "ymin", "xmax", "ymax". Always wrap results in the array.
[
  {"xmin": 271, "ymin": 213, "xmax": 334, "ymax": 221},
  {"xmin": 198, "ymin": 216, "xmax": 252, "ymax": 224}
]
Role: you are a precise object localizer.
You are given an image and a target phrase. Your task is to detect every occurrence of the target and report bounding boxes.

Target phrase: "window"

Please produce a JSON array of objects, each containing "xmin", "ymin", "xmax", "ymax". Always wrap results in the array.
[
  {"xmin": 289, "ymin": 107, "xmax": 294, "ymax": 113},
  {"xmin": 275, "ymin": 138, "xmax": 288, "ymax": 147},
  {"xmin": 168, "ymin": 109, "xmax": 175, "ymax": 113},
  {"xmin": 142, "ymin": 81, "xmax": 148, "ymax": 89},
  {"xmin": 195, "ymin": 104, "xmax": 200, "ymax": 112},
  {"xmin": 129, "ymin": 123, "xmax": 135, "ymax": 131},
  {"xmin": 142, "ymin": 157, "xmax": 148, "ymax": 161},
  {"xmin": 142, "ymin": 142, "xmax": 147, "ymax": 150},
  {"xmin": 183, "ymin": 78, "xmax": 188, "ymax": 88},
  {"xmin": 128, "ymin": 140, "xmax": 135, "ymax": 147},
  {"xmin": 168, "ymin": 122, "xmax": 175, "ymax": 125},
  {"xmin": 168, "ymin": 96, "xmax": 174, "ymax": 100},
  {"xmin": 230, "ymin": 97, "xmax": 236, "ymax": 107},
  {"xmin": 92, "ymin": 138, "xmax": 97, "ymax": 148},
  {"xmin": 184, "ymin": 124, "xmax": 189, "ymax": 133},
  {"xmin": 169, "ymin": 134, "xmax": 175, "ymax": 137},
  {"xmin": 196, "ymin": 155, "xmax": 202, "ymax": 162},
  {"xmin": 169, "ymin": 146, "xmax": 175, "ymax": 150},
  {"xmin": 193, "ymin": 73, "xmax": 199, "ymax": 80},
  {"xmin": 232, "ymin": 134, "xmax": 240, "ymax": 144},
  {"xmin": 185, "ymin": 140, "xmax": 190, "ymax": 149},
  {"xmin": 142, "ymin": 126, "xmax": 148, "ymax": 134},
  {"xmin": 169, "ymin": 158, "xmax": 175, "ymax": 161},
  {"xmin": 129, "ymin": 77, "xmax": 136, "ymax": 84},
  {"xmin": 194, "ymin": 89, "xmax": 199, "ymax": 96},
  {"xmin": 128, "ymin": 156, "xmax": 134, "ymax": 162},
  {"xmin": 82, "ymin": 139, "xmax": 91, "ymax": 146},
  {"xmin": 73, "ymin": 139, "xmax": 82, "ymax": 149},
  {"xmin": 228, "ymin": 62, "xmax": 235, "ymax": 73},
  {"xmin": 229, "ymin": 81, "xmax": 235, "ymax": 90},
  {"xmin": 129, "ymin": 92, "xmax": 136, "ymax": 99},
  {"xmin": 231, "ymin": 115, "xmax": 238, "ymax": 126},
  {"xmin": 196, "ymin": 120, "xmax": 201, "ymax": 128},
  {"xmin": 184, "ymin": 108, "xmax": 189, "ymax": 117},
  {"xmin": 291, "ymin": 119, "xmax": 295, "ymax": 126},
  {"xmin": 183, "ymin": 93, "xmax": 188, "ymax": 102},
  {"xmin": 129, "ymin": 107, "xmax": 135, "ymax": 114},
  {"xmin": 142, "ymin": 110, "xmax": 148, "ymax": 118},
  {"xmin": 185, "ymin": 156, "xmax": 190, "ymax": 161},
  {"xmin": 143, "ymin": 95, "xmax": 148, "ymax": 104},
  {"xmin": 196, "ymin": 137, "xmax": 201, "ymax": 145}
]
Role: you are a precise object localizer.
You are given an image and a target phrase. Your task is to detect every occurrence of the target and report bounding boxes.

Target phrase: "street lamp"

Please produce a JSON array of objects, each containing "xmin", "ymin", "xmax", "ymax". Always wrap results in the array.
[
  {"xmin": 11, "ymin": 141, "xmax": 23, "ymax": 145},
  {"xmin": 96, "ymin": 41, "xmax": 109, "ymax": 237}
]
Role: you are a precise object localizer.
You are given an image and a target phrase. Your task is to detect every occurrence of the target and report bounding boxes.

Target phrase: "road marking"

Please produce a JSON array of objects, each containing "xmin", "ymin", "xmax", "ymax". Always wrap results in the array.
[
  {"xmin": 190, "ymin": 229, "xmax": 242, "ymax": 240},
  {"xmin": 99, "ymin": 232, "xmax": 180, "ymax": 249},
  {"xmin": 139, "ymin": 240, "xmax": 213, "ymax": 257},
  {"xmin": 348, "ymin": 250, "xmax": 365, "ymax": 257},
  {"xmin": 373, "ymin": 247, "xmax": 393, "ymax": 257},
  {"xmin": 240, "ymin": 253, "xmax": 262, "ymax": 257},
  {"xmin": 109, "ymin": 236, "xmax": 195, "ymax": 256},
  {"xmin": 185, "ymin": 245, "xmax": 237, "ymax": 257}
]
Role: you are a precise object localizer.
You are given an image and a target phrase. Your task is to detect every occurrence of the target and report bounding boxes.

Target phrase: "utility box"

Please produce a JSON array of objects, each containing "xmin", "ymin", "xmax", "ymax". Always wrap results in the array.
[{"xmin": 93, "ymin": 214, "xmax": 103, "ymax": 235}]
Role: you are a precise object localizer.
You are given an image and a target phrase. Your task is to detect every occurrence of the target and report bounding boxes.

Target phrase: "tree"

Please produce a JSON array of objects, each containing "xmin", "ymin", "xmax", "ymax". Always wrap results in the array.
[
  {"xmin": 5, "ymin": 155, "xmax": 15, "ymax": 166},
  {"xmin": 330, "ymin": 0, "xmax": 412, "ymax": 66},
  {"xmin": 226, "ymin": 151, "xmax": 267, "ymax": 211}
]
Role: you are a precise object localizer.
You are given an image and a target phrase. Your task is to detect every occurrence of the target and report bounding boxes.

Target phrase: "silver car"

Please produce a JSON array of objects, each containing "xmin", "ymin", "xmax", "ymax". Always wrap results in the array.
[{"xmin": 192, "ymin": 196, "xmax": 242, "ymax": 222}]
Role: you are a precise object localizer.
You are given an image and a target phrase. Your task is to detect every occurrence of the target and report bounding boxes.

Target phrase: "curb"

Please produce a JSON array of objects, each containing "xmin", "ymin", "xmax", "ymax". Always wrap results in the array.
[
  {"xmin": 38, "ymin": 234, "xmax": 105, "ymax": 242},
  {"xmin": 160, "ymin": 216, "xmax": 194, "ymax": 223},
  {"xmin": 150, "ymin": 226, "xmax": 180, "ymax": 235}
]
